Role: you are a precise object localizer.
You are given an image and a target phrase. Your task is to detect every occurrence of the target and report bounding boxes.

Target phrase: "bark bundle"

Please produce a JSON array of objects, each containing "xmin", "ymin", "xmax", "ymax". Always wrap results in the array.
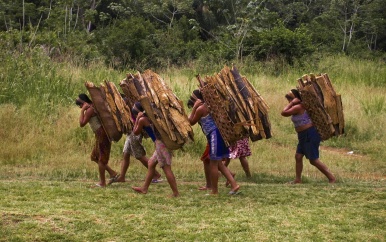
[
  {"xmin": 297, "ymin": 73, "xmax": 345, "ymax": 141},
  {"xmin": 85, "ymin": 81, "xmax": 133, "ymax": 142},
  {"xmin": 197, "ymin": 65, "xmax": 272, "ymax": 146},
  {"xmin": 120, "ymin": 70, "xmax": 194, "ymax": 150}
]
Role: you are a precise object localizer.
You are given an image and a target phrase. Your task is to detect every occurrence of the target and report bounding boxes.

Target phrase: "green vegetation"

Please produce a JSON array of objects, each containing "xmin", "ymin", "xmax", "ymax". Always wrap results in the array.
[
  {"xmin": 0, "ymin": 50, "xmax": 385, "ymax": 241},
  {"xmin": 1, "ymin": 0, "xmax": 386, "ymax": 69},
  {"xmin": 1, "ymin": 1, "xmax": 385, "ymax": 240}
]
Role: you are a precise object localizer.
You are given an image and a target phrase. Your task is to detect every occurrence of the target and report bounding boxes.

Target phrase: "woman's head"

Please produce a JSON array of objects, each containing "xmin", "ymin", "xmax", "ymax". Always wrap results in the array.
[
  {"xmin": 285, "ymin": 89, "xmax": 301, "ymax": 101},
  {"xmin": 131, "ymin": 101, "xmax": 144, "ymax": 117},
  {"xmin": 187, "ymin": 89, "xmax": 203, "ymax": 108},
  {"xmin": 76, "ymin": 93, "xmax": 92, "ymax": 107}
]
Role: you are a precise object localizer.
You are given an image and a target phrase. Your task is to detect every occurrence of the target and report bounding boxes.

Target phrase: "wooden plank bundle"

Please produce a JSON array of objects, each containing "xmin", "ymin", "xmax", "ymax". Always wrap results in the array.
[
  {"xmin": 85, "ymin": 81, "xmax": 133, "ymax": 142},
  {"xmin": 197, "ymin": 65, "xmax": 272, "ymax": 146},
  {"xmin": 120, "ymin": 70, "xmax": 194, "ymax": 150},
  {"xmin": 297, "ymin": 73, "xmax": 344, "ymax": 140}
]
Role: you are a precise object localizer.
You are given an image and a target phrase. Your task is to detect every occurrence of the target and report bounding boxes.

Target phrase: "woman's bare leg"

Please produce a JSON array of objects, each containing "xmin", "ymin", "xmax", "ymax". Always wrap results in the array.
[
  {"xmin": 132, "ymin": 160, "xmax": 156, "ymax": 194},
  {"xmin": 209, "ymin": 160, "xmax": 220, "ymax": 194},
  {"xmin": 218, "ymin": 161, "xmax": 239, "ymax": 192},
  {"xmin": 162, "ymin": 164, "xmax": 179, "ymax": 197},
  {"xmin": 138, "ymin": 156, "xmax": 161, "ymax": 180},
  {"xmin": 116, "ymin": 152, "xmax": 130, "ymax": 182},
  {"xmin": 310, "ymin": 158, "xmax": 336, "ymax": 183},
  {"xmin": 239, "ymin": 156, "xmax": 251, "ymax": 177},
  {"xmin": 293, "ymin": 153, "xmax": 304, "ymax": 183}
]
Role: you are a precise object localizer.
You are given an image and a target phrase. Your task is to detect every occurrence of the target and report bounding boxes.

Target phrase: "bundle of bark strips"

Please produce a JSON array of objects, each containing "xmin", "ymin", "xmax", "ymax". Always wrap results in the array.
[
  {"xmin": 197, "ymin": 65, "xmax": 272, "ymax": 146},
  {"xmin": 120, "ymin": 70, "xmax": 194, "ymax": 150},
  {"xmin": 85, "ymin": 81, "xmax": 133, "ymax": 142},
  {"xmin": 297, "ymin": 73, "xmax": 344, "ymax": 141}
]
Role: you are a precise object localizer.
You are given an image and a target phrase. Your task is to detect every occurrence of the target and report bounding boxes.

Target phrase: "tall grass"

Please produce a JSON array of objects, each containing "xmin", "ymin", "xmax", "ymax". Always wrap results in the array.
[
  {"xmin": 1, "ymin": 49, "xmax": 385, "ymax": 241},
  {"xmin": 1, "ymin": 49, "xmax": 385, "ymax": 181}
]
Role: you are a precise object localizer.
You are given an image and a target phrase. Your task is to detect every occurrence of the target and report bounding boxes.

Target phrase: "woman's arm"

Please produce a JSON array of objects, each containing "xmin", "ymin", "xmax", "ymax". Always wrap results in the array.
[
  {"xmin": 188, "ymin": 101, "xmax": 204, "ymax": 125},
  {"xmin": 79, "ymin": 104, "xmax": 93, "ymax": 127},
  {"xmin": 281, "ymin": 98, "xmax": 302, "ymax": 117},
  {"xmin": 133, "ymin": 113, "xmax": 150, "ymax": 135}
]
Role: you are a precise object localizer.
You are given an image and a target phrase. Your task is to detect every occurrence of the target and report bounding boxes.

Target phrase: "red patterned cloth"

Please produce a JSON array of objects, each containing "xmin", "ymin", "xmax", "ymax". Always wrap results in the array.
[
  {"xmin": 91, "ymin": 126, "xmax": 111, "ymax": 164},
  {"xmin": 228, "ymin": 138, "xmax": 251, "ymax": 159}
]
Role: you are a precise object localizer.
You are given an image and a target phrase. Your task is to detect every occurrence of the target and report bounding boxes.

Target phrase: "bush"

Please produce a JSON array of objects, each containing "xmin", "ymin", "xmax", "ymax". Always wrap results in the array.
[
  {"xmin": 94, "ymin": 17, "xmax": 157, "ymax": 70},
  {"xmin": 245, "ymin": 22, "xmax": 315, "ymax": 64}
]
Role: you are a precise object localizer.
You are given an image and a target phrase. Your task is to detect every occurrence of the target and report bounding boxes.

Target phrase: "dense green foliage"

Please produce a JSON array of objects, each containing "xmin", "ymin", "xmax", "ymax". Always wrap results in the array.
[
  {"xmin": 1, "ymin": 19, "xmax": 386, "ymax": 240},
  {"xmin": 1, "ymin": 0, "xmax": 386, "ymax": 69},
  {"xmin": 1, "ymin": 2, "xmax": 385, "ymax": 241}
]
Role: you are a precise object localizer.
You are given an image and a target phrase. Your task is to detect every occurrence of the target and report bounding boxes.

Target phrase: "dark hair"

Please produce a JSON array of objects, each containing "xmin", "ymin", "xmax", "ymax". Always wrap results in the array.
[
  {"xmin": 187, "ymin": 99, "xmax": 195, "ymax": 108},
  {"xmin": 193, "ymin": 89, "xmax": 203, "ymax": 100},
  {"xmin": 291, "ymin": 89, "xmax": 301, "ymax": 101},
  {"xmin": 131, "ymin": 101, "xmax": 144, "ymax": 117},
  {"xmin": 76, "ymin": 93, "xmax": 92, "ymax": 106},
  {"xmin": 187, "ymin": 89, "xmax": 203, "ymax": 108}
]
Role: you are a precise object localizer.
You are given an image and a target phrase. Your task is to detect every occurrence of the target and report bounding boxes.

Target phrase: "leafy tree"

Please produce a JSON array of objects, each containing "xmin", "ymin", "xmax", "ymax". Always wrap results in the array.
[
  {"xmin": 356, "ymin": 0, "xmax": 386, "ymax": 51},
  {"xmin": 246, "ymin": 22, "xmax": 314, "ymax": 64},
  {"xmin": 94, "ymin": 17, "xmax": 157, "ymax": 69},
  {"xmin": 194, "ymin": 0, "xmax": 279, "ymax": 61},
  {"xmin": 152, "ymin": 15, "xmax": 204, "ymax": 67},
  {"xmin": 1, "ymin": 0, "xmax": 385, "ymax": 69},
  {"xmin": 141, "ymin": 0, "xmax": 194, "ymax": 28}
]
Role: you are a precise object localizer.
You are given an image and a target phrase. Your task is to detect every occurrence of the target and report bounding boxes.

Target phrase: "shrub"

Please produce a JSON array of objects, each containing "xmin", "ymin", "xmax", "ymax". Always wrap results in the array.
[{"xmin": 245, "ymin": 22, "xmax": 314, "ymax": 64}]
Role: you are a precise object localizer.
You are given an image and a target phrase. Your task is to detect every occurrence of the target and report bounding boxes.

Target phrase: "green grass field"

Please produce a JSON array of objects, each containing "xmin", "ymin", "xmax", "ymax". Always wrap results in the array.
[{"xmin": 0, "ymin": 53, "xmax": 385, "ymax": 241}]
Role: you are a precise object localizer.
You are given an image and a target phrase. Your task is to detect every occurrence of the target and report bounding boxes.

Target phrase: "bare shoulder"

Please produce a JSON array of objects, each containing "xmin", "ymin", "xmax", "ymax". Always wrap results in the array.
[{"xmin": 197, "ymin": 103, "xmax": 209, "ymax": 115}]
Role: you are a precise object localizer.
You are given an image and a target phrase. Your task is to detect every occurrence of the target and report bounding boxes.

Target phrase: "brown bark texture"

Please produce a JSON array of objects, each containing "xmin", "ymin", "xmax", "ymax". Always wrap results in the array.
[
  {"xmin": 85, "ymin": 81, "xmax": 133, "ymax": 142},
  {"xmin": 197, "ymin": 65, "xmax": 272, "ymax": 146},
  {"xmin": 297, "ymin": 73, "xmax": 345, "ymax": 141},
  {"xmin": 120, "ymin": 70, "xmax": 194, "ymax": 150}
]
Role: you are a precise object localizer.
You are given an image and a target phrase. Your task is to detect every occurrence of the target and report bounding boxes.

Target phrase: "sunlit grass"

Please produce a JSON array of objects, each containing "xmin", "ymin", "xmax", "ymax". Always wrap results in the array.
[{"xmin": 0, "ymin": 51, "xmax": 385, "ymax": 241}]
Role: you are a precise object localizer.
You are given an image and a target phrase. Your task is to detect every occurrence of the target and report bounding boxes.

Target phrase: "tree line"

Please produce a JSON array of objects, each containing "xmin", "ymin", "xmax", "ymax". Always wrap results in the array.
[{"xmin": 1, "ymin": 0, "xmax": 385, "ymax": 69}]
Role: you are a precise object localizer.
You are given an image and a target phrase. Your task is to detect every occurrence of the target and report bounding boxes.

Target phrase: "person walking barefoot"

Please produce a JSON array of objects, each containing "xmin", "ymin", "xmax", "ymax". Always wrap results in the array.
[
  {"xmin": 130, "ymin": 102, "xmax": 179, "ymax": 197},
  {"xmin": 224, "ymin": 137, "xmax": 252, "ymax": 181},
  {"xmin": 76, "ymin": 93, "xmax": 118, "ymax": 188},
  {"xmin": 188, "ymin": 90, "xmax": 240, "ymax": 195},
  {"xmin": 281, "ymin": 89, "xmax": 336, "ymax": 184},
  {"xmin": 109, "ymin": 96, "xmax": 161, "ymax": 185}
]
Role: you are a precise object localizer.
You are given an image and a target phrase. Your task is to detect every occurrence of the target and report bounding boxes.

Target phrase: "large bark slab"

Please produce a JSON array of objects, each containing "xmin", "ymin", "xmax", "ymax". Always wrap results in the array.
[
  {"xmin": 198, "ymin": 65, "xmax": 271, "ymax": 146},
  {"xmin": 85, "ymin": 81, "xmax": 134, "ymax": 142},
  {"xmin": 120, "ymin": 70, "xmax": 194, "ymax": 150},
  {"xmin": 297, "ymin": 73, "xmax": 344, "ymax": 140}
]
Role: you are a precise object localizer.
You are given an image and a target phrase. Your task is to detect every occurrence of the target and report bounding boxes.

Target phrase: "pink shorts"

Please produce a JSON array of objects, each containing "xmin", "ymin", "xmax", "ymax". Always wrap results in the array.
[
  {"xmin": 229, "ymin": 138, "xmax": 251, "ymax": 159},
  {"xmin": 149, "ymin": 140, "xmax": 172, "ymax": 168}
]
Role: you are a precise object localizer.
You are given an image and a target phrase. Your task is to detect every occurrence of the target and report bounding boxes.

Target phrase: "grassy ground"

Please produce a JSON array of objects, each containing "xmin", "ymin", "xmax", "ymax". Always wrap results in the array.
[
  {"xmin": 0, "ymin": 177, "xmax": 384, "ymax": 241},
  {"xmin": 1, "ymin": 54, "xmax": 386, "ymax": 241},
  {"xmin": 1, "ymin": 136, "xmax": 385, "ymax": 241}
]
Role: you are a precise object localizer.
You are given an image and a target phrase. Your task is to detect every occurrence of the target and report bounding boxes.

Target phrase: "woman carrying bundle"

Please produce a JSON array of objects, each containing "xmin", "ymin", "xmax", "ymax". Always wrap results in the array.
[
  {"xmin": 76, "ymin": 93, "xmax": 118, "ymax": 187},
  {"xmin": 281, "ymin": 89, "xmax": 336, "ymax": 184},
  {"xmin": 131, "ymin": 102, "xmax": 179, "ymax": 197},
  {"xmin": 188, "ymin": 90, "xmax": 240, "ymax": 195},
  {"xmin": 109, "ymin": 96, "xmax": 162, "ymax": 185}
]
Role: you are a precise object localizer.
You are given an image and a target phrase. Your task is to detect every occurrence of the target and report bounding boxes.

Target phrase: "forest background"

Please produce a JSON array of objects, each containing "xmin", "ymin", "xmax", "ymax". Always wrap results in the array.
[{"xmin": 0, "ymin": 0, "xmax": 385, "ymax": 241}]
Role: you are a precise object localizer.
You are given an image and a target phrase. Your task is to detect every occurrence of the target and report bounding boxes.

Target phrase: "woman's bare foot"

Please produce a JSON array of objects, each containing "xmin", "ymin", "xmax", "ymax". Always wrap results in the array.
[
  {"xmin": 92, "ymin": 183, "xmax": 106, "ymax": 188},
  {"xmin": 287, "ymin": 180, "xmax": 302, "ymax": 184},
  {"xmin": 329, "ymin": 178, "xmax": 336, "ymax": 183},
  {"xmin": 168, "ymin": 193, "xmax": 179, "ymax": 198},
  {"xmin": 198, "ymin": 186, "xmax": 212, "ymax": 191},
  {"xmin": 132, "ymin": 187, "xmax": 147, "ymax": 194}
]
